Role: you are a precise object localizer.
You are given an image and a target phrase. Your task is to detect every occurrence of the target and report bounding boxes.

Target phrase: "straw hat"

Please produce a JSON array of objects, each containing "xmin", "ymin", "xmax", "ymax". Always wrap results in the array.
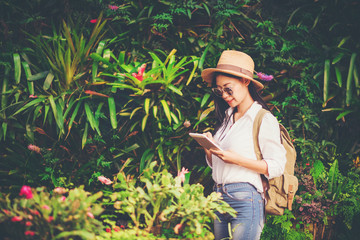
[{"xmin": 201, "ymin": 50, "xmax": 264, "ymax": 91}]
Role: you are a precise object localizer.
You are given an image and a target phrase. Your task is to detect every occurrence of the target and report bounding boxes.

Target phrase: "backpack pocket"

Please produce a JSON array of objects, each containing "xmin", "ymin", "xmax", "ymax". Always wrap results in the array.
[{"xmin": 265, "ymin": 174, "xmax": 299, "ymax": 215}]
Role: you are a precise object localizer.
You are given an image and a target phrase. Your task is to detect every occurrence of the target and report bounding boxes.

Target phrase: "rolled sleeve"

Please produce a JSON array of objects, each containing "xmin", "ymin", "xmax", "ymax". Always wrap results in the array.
[{"xmin": 258, "ymin": 113, "xmax": 286, "ymax": 179}]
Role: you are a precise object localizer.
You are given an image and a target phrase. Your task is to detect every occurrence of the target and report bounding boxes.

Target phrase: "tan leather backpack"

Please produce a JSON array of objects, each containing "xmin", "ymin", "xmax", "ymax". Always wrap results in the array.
[{"xmin": 253, "ymin": 108, "xmax": 298, "ymax": 216}]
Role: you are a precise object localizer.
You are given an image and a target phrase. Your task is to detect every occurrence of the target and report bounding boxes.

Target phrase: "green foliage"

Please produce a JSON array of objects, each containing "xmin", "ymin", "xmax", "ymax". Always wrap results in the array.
[
  {"xmin": 0, "ymin": 186, "xmax": 104, "ymax": 239},
  {"xmin": 103, "ymin": 161, "xmax": 235, "ymax": 238},
  {"xmin": 261, "ymin": 210, "xmax": 312, "ymax": 240}
]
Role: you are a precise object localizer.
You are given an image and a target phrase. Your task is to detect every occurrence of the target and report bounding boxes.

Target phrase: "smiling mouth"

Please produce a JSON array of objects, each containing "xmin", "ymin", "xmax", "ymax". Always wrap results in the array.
[{"xmin": 226, "ymin": 99, "xmax": 233, "ymax": 104}]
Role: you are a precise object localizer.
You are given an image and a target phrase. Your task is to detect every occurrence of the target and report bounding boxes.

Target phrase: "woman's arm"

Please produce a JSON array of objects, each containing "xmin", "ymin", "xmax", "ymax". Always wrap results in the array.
[{"xmin": 209, "ymin": 149, "xmax": 269, "ymax": 175}]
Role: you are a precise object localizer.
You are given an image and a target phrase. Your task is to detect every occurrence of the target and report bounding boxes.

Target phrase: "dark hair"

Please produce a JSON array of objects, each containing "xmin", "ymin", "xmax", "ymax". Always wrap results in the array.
[{"xmin": 211, "ymin": 73, "xmax": 270, "ymax": 134}]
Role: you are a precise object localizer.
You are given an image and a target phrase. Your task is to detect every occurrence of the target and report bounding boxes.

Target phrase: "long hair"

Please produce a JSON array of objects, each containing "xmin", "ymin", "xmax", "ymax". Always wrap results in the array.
[{"xmin": 212, "ymin": 73, "xmax": 270, "ymax": 135}]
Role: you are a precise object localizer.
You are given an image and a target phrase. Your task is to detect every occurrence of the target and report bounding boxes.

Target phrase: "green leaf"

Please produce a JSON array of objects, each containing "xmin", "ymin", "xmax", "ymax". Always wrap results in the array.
[
  {"xmin": 140, "ymin": 149, "xmax": 154, "ymax": 173},
  {"xmin": 1, "ymin": 68, "xmax": 9, "ymax": 110},
  {"xmin": 49, "ymin": 95, "xmax": 64, "ymax": 133},
  {"xmin": 334, "ymin": 66, "xmax": 342, "ymax": 88},
  {"xmin": 199, "ymin": 44, "xmax": 211, "ymax": 70},
  {"xmin": 336, "ymin": 110, "xmax": 354, "ymax": 121},
  {"xmin": 22, "ymin": 61, "xmax": 34, "ymax": 95},
  {"xmin": 43, "ymin": 71, "xmax": 55, "ymax": 90},
  {"xmin": 160, "ymin": 99, "xmax": 171, "ymax": 124},
  {"xmin": 54, "ymin": 230, "xmax": 95, "ymax": 239},
  {"xmin": 346, "ymin": 53, "xmax": 357, "ymax": 106},
  {"xmin": 167, "ymin": 84, "xmax": 183, "ymax": 96},
  {"xmin": 82, "ymin": 122, "xmax": 89, "ymax": 149},
  {"xmin": 67, "ymin": 100, "xmax": 81, "ymax": 132},
  {"xmin": 144, "ymin": 98, "xmax": 151, "ymax": 115},
  {"xmin": 323, "ymin": 59, "xmax": 330, "ymax": 105},
  {"xmin": 12, "ymin": 98, "xmax": 44, "ymax": 116},
  {"xmin": 108, "ymin": 97, "xmax": 117, "ymax": 129},
  {"xmin": 27, "ymin": 71, "xmax": 50, "ymax": 81},
  {"xmin": 84, "ymin": 102, "xmax": 97, "ymax": 132},
  {"xmin": 13, "ymin": 53, "xmax": 21, "ymax": 84},
  {"xmin": 141, "ymin": 114, "xmax": 149, "ymax": 131},
  {"xmin": 200, "ymin": 93, "xmax": 211, "ymax": 108}
]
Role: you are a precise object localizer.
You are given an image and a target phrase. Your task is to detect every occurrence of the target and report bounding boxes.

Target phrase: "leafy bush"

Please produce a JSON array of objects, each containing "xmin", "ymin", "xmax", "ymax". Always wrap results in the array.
[
  {"xmin": 0, "ymin": 186, "xmax": 104, "ymax": 239},
  {"xmin": 101, "ymin": 161, "xmax": 236, "ymax": 239}
]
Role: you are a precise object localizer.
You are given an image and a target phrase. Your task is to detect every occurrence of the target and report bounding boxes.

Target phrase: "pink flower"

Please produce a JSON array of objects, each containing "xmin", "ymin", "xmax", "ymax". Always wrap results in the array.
[
  {"xmin": 183, "ymin": 120, "xmax": 191, "ymax": 128},
  {"xmin": 29, "ymin": 94, "xmax": 38, "ymax": 98},
  {"xmin": 177, "ymin": 167, "xmax": 189, "ymax": 183},
  {"xmin": 108, "ymin": 5, "xmax": 119, "ymax": 10},
  {"xmin": 24, "ymin": 230, "xmax": 35, "ymax": 236},
  {"xmin": 42, "ymin": 205, "xmax": 50, "ymax": 210},
  {"xmin": 27, "ymin": 144, "xmax": 41, "ymax": 154},
  {"xmin": 19, "ymin": 185, "xmax": 33, "ymax": 199},
  {"xmin": 61, "ymin": 196, "xmax": 66, "ymax": 201},
  {"xmin": 47, "ymin": 216, "xmax": 54, "ymax": 222},
  {"xmin": 174, "ymin": 223, "xmax": 183, "ymax": 234},
  {"xmin": 29, "ymin": 209, "xmax": 39, "ymax": 215},
  {"xmin": 106, "ymin": 228, "xmax": 111, "ymax": 233},
  {"xmin": 53, "ymin": 187, "xmax": 67, "ymax": 194},
  {"xmin": 87, "ymin": 212, "xmax": 94, "ymax": 219},
  {"xmin": 25, "ymin": 221, "xmax": 32, "ymax": 226},
  {"xmin": 90, "ymin": 19, "xmax": 97, "ymax": 23},
  {"xmin": 2, "ymin": 209, "xmax": 11, "ymax": 215},
  {"xmin": 11, "ymin": 216, "xmax": 23, "ymax": 222},
  {"xmin": 132, "ymin": 64, "xmax": 146, "ymax": 81},
  {"xmin": 257, "ymin": 72, "xmax": 274, "ymax": 81},
  {"xmin": 98, "ymin": 176, "xmax": 113, "ymax": 185}
]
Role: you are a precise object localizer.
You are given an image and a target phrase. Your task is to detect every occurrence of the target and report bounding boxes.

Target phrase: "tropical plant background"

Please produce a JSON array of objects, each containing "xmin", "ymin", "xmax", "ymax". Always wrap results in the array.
[{"xmin": 0, "ymin": 0, "xmax": 359, "ymax": 239}]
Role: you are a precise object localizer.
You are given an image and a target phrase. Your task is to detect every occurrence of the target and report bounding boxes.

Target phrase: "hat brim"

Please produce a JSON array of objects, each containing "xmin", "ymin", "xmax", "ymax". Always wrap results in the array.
[{"xmin": 201, "ymin": 68, "xmax": 264, "ymax": 91}]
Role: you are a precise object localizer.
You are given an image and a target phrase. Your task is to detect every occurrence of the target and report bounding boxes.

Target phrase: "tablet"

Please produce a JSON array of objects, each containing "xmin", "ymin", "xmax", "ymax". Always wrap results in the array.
[{"xmin": 189, "ymin": 133, "xmax": 223, "ymax": 150}]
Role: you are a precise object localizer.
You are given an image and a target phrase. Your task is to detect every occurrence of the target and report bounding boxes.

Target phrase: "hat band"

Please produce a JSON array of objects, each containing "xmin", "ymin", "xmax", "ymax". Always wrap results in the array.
[{"xmin": 216, "ymin": 64, "xmax": 253, "ymax": 78}]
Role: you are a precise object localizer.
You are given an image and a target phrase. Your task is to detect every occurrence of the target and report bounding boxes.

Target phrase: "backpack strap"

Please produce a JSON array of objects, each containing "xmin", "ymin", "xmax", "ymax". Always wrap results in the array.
[
  {"xmin": 252, "ymin": 108, "xmax": 270, "ymax": 198},
  {"xmin": 252, "ymin": 108, "xmax": 268, "ymax": 161}
]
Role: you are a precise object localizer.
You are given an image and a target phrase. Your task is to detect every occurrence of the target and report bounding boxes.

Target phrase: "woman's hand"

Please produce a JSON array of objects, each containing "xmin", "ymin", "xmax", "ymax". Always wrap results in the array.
[
  {"xmin": 202, "ymin": 132, "xmax": 214, "ymax": 166},
  {"xmin": 210, "ymin": 149, "xmax": 241, "ymax": 165}
]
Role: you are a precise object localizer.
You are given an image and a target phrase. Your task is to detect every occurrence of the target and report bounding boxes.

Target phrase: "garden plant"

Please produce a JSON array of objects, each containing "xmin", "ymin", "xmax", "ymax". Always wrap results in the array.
[{"xmin": 0, "ymin": 0, "xmax": 360, "ymax": 239}]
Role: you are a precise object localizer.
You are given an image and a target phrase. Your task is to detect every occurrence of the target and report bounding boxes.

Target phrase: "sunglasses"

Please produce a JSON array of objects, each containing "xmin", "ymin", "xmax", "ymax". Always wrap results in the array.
[{"xmin": 211, "ymin": 87, "xmax": 233, "ymax": 97}]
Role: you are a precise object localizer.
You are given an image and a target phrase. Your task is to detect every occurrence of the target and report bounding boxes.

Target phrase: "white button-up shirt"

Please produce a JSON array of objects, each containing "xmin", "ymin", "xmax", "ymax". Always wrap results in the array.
[{"xmin": 206, "ymin": 102, "xmax": 286, "ymax": 193}]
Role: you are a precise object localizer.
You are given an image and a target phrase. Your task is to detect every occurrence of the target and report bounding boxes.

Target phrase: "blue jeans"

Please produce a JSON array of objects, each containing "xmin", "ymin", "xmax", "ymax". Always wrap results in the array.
[{"xmin": 213, "ymin": 182, "xmax": 264, "ymax": 240}]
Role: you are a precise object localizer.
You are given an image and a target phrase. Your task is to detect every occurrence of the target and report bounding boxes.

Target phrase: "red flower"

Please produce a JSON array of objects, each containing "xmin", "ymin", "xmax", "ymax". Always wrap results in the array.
[
  {"xmin": 25, "ymin": 221, "xmax": 32, "ymax": 227},
  {"xmin": 87, "ymin": 212, "xmax": 94, "ymax": 219},
  {"xmin": 19, "ymin": 185, "xmax": 33, "ymax": 199},
  {"xmin": 11, "ymin": 216, "xmax": 23, "ymax": 222},
  {"xmin": 113, "ymin": 226, "xmax": 121, "ymax": 232},
  {"xmin": 29, "ymin": 94, "xmax": 38, "ymax": 98},
  {"xmin": 98, "ymin": 176, "xmax": 113, "ymax": 185},
  {"xmin": 177, "ymin": 167, "xmax": 189, "ymax": 183},
  {"xmin": 42, "ymin": 205, "xmax": 50, "ymax": 210},
  {"xmin": 53, "ymin": 187, "xmax": 67, "ymax": 195},
  {"xmin": 132, "ymin": 64, "xmax": 146, "ymax": 81},
  {"xmin": 108, "ymin": 5, "xmax": 119, "ymax": 10},
  {"xmin": 2, "ymin": 209, "xmax": 11, "ymax": 215},
  {"xmin": 90, "ymin": 19, "xmax": 97, "ymax": 23},
  {"xmin": 106, "ymin": 228, "xmax": 111, "ymax": 233},
  {"xmin": 28, "ymin": 144, "xmax": 41, "ymax": 154},
  {"xmin": 47, "ymin": 216, "xmax": 54, "ymax": 222},
  {"xmin": 174, "ymin": 223, "xmax": 183, "ymax": 234},
  {"xmin": 24, "ymin": 231, "xmax": 35, "ymax": 236},
  {"xmin": 29, "ymin": 209, "xmax": 40, "ymax": 215}
]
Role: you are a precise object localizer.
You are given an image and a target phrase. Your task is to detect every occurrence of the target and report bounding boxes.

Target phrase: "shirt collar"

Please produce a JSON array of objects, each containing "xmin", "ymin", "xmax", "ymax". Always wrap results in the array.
[{"xmin": 224, "ymin": 101, "xmax": 262, "ymax": 121}]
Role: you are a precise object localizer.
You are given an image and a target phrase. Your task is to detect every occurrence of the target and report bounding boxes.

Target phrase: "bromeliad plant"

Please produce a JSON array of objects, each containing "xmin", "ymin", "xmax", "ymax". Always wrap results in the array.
[
  {"xmin": 101, "ymin": 161, "xmax": 236, "ymax": 239},
  {"xmin": 91, "ymin": 48, "xmax": 201, "ymax": 172},
  {"xmin": 0, "ymin": 185, "xmax": 104, "ymax": 239}
]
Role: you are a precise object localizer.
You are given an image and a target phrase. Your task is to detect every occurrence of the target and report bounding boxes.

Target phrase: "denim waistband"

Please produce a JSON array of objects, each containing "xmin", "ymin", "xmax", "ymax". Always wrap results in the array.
[{"xmin": 214, "ymin": 182, "xmax": 257, "ymax": 192}]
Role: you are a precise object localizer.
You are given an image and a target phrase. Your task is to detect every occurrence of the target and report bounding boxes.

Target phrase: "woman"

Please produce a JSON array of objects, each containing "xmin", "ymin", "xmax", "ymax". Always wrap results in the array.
[{"xmin": 201, "ymin": 50, "xmax": 286, "ymax": 240}]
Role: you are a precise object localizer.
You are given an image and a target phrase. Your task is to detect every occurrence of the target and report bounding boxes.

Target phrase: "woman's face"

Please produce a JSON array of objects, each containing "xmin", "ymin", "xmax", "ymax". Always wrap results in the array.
[{"xmin": 215, "ymin": 74, "xmax": 250, "ymax": 108}]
